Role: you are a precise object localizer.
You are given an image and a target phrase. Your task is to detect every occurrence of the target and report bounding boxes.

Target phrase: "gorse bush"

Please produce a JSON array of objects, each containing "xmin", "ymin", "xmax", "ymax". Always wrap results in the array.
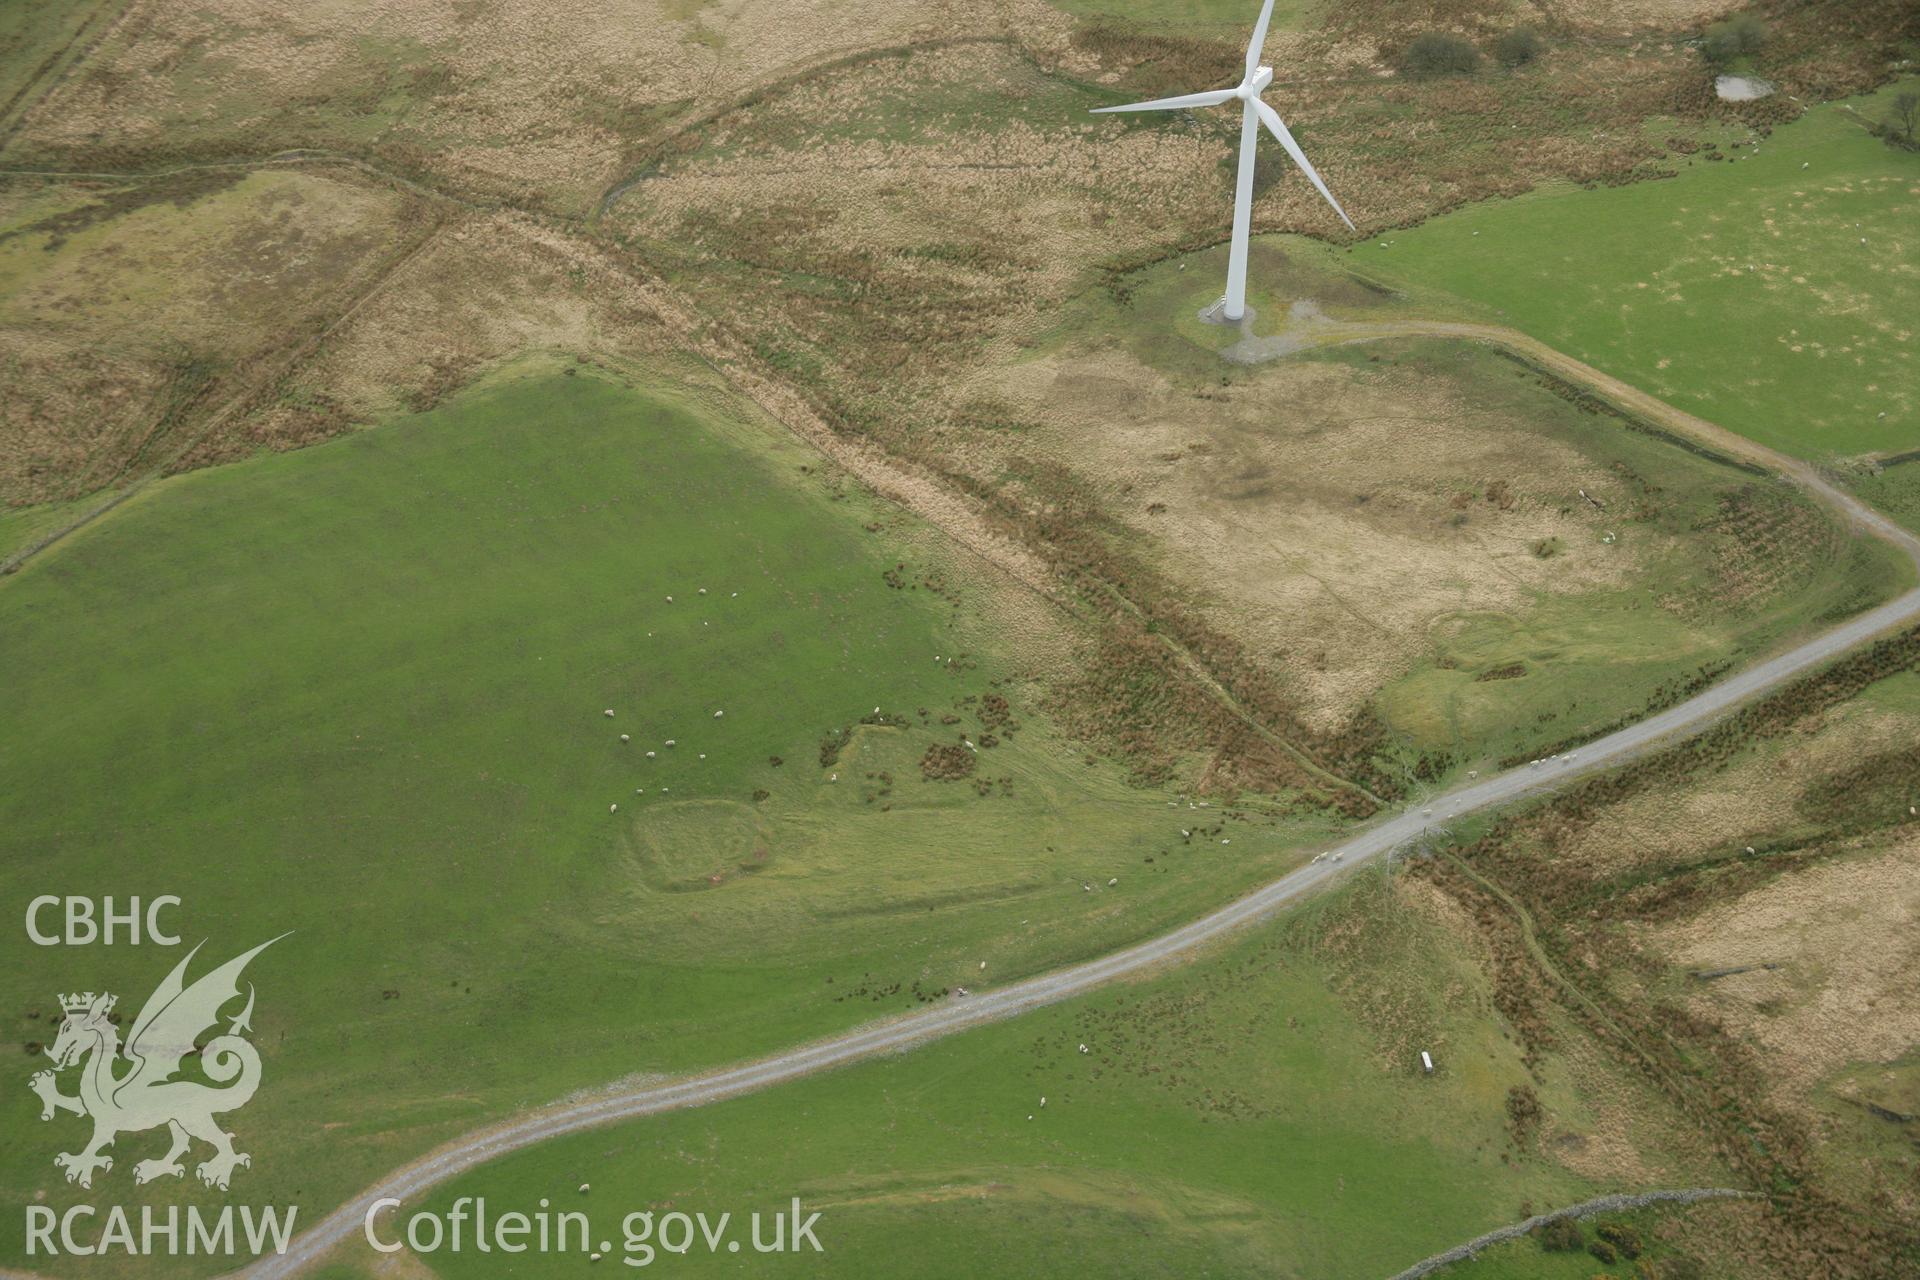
[
  {"xmin": 1402, "ymin": 32, "xmax": 1482, "ymax": 77},
  {"xmin": 1702, "ymin": 13, "xmax": 1767, "ymax": 64},
  {"xmin": 1495, "ymin": 28, "xmax": 1544, "ymax": 68},
  {"xmin": 1534, "ymin": 1216, "xmax": 1584, "ymax": 1252}
]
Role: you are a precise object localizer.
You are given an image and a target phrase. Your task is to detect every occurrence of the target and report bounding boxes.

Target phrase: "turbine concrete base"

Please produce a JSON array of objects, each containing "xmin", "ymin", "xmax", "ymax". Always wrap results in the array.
[{"xmin": 1198, "ymin": 299, "xmax": 1253, "ymax": 328}]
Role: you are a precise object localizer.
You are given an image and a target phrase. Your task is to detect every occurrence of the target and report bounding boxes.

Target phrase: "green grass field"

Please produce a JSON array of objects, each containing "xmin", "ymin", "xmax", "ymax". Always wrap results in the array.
[
  {"xmin": 1851, "ymin": 455, "xmax": 1920, "ymax": 536},
  {"xmin": 0, "ymin": 359, "xmax": 1364, "ymax": 1272},
  {"xmin": 1335, "ymin": 82, "xmax": 1920, "ymax": 462},
  {"xmin": 339, "ymin": 875, "xmax": 1645, "ymax": 1280}
]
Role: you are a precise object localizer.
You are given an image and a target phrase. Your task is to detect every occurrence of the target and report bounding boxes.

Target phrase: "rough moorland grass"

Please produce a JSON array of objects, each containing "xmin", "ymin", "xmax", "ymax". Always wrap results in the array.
[
  {"xmin": 1052, "ymin": 0, "xmax": 1316, "ymax": 36},
  {"xmin": 1041, "ymin": 254, "xmax": 1912, "ymax": 774},
  {"xmin": 0, "ymin": 362, "xmax": 1343, "ymax": 1272},
  {"xmin": 1339, "ymin": 82, "xmax": 1920, "ymax": 461},
  {"xmin": 0, "ymin": 0, "xmax": 121, "ymax": 132},
  {"xmin": 1361, "ymin": 342, "xmax": 1911, "ymax": 767},
  {"xmin": 365, "ymin": 877, "xmax": 1619, "ymax": 1280}
]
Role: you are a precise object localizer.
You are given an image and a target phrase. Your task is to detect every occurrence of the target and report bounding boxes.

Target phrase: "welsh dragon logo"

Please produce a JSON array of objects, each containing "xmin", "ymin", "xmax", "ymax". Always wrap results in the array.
[{"xmin": 29, "ymin": 936, "xmax": 285, "ymax": 1191}]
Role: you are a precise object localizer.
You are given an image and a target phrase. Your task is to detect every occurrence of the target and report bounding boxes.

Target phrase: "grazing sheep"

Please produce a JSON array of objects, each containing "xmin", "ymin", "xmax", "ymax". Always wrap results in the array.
[
  {"xmin": 604, "ymin": 709, "xmax": 615, "ymax": 718},
  {"xmin": 609, "ymin": 804, "xmax": 618, "ymax": 813},
  {"xmin": 713, "ymin": 710, "xmax": 724, "ymax": 718}
]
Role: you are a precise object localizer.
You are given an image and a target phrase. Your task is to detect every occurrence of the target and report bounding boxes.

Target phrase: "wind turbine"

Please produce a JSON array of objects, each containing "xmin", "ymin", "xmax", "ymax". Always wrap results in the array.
[{"xmin": 1091, "ymin": 0, "xmax": 1353, "ymax": 323}]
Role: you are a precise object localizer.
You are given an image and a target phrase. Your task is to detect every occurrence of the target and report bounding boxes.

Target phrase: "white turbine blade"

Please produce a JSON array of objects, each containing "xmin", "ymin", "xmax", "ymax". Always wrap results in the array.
[
  {"xmin": 1252, "ymin": 98, "xmax": 1355, "ymax": 229},
  {"xmin": 1246, "ymin": 0, "xmax": 1277, "ymax": 77},
  {"xmin": 1090, "ymin": 87, "xmax": 1236, "ymax": 114}
]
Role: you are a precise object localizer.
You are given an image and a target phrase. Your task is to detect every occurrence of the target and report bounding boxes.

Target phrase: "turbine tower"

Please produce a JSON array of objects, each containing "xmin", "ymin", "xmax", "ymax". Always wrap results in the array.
[{"xmin": 1092, "ymin": 0, "xmax": 1353, "ymax": 323}]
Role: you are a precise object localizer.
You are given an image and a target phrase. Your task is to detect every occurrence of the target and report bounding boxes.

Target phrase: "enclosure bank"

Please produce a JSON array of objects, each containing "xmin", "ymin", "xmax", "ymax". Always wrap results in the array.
[{"xmin": 26, "ymin": 1203, "xmax": 297, "ymax": 1258}]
